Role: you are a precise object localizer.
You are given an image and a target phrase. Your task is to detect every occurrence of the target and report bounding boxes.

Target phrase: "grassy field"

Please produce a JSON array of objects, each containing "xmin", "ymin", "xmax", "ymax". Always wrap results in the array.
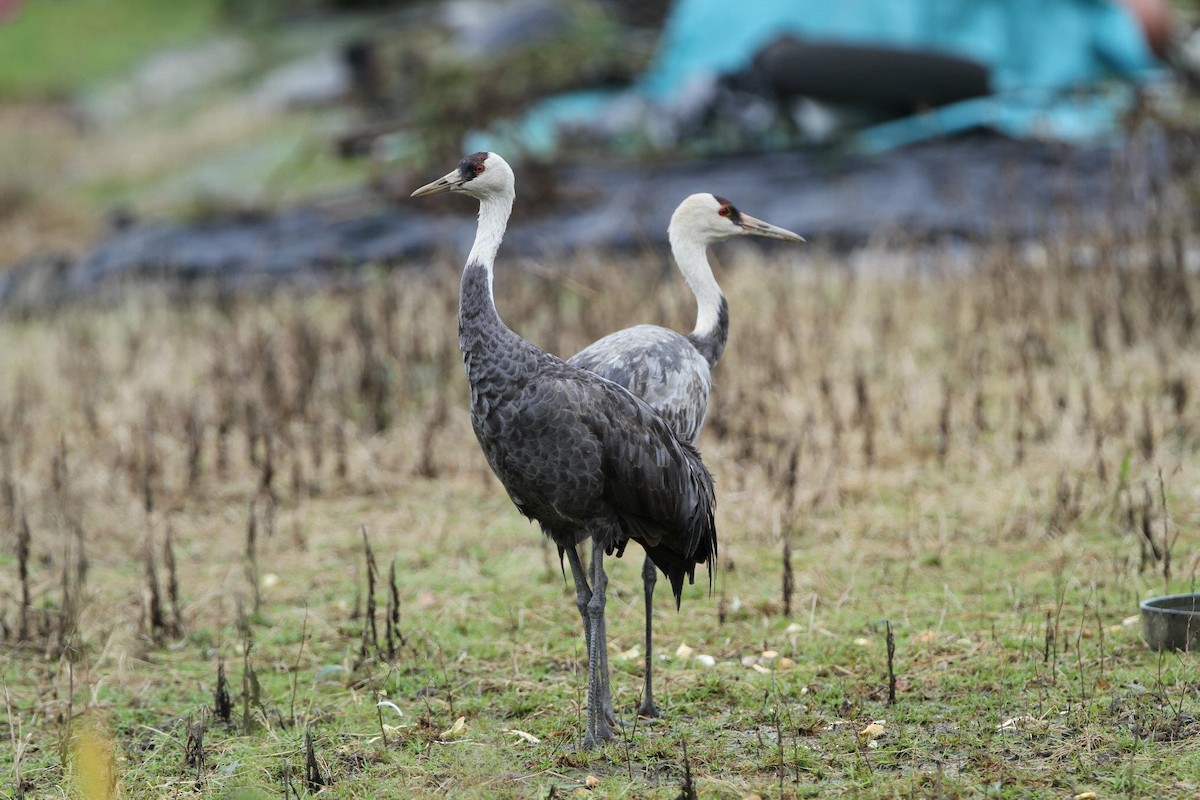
[
  {"xmin": 0, "ymin": 0, "xmax": 224, "ymax": 99},
  {"xmin": 2, "ymin": 229, "xmax": 1199, "ymax": 798}
]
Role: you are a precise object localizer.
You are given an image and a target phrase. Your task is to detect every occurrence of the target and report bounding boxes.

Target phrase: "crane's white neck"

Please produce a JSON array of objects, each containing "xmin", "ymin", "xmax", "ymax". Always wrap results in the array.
[
  {"xmin": 466, "ymin": 189, "xmax": 515, "ymax": 299},
  {"xmin": 669, "ymin": 228, "xmax": 725, "ymax": 339}
]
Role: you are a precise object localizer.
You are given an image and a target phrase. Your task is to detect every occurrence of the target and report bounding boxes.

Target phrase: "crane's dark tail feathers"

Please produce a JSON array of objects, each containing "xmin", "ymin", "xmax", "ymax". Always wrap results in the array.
[
  {"xmin": 644, "ymin": 519, "xmax": 717, "ymax": 609},
  {"xmin": 641, "ymin": 461, "xmax": 718, "ymax": 609}
]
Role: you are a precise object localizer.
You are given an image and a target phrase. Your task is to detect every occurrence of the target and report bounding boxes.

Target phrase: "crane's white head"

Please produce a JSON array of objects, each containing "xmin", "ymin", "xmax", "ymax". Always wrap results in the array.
[
  {"xmin": 411, "ymin": 151, "xmax": 515, "ymax": 201},
  {"xmin": 670, "ymin": 193, "xmax": 804, "ymax": 246}
]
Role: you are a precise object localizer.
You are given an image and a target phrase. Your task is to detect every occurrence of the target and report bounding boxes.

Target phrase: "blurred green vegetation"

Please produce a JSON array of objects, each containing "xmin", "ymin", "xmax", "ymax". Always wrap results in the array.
[
  {"xmin": 0, "ymin": 0, "xmax": 379, "ymax": 265},
  {"xmin": 0, "ymin": 0, "xmax": 224, "ymax": 98}
]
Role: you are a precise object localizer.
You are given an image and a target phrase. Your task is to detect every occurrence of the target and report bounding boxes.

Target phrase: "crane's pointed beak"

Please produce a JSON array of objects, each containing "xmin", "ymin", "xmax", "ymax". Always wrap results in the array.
[
  {"xmin": 737, "ymin": 213, "xmax": 805, "ymax": 243},
  {"xmin": 411, "ymin": 169, "xmax": 464, "ymax": 198}
]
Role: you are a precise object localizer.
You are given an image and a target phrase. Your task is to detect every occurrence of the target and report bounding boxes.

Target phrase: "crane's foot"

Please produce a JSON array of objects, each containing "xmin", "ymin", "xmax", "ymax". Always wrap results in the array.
[
  {"xmin": 606, "ymin": 713, "xmax": 635, "ymax": 730},
  {"xmin": 587, "ymin": 698, "xmax": 631, "ymax": 730},
  {"xmin": 581, "ymin": 722, "xmax": 614, "ymax": 750},
  {"xmin": 599, "ymin": 705, "xmax": 657, "ymax": 729},
  {"xmin": 636, "ymin": 700, "xmax": 663, "ymax": 722}
]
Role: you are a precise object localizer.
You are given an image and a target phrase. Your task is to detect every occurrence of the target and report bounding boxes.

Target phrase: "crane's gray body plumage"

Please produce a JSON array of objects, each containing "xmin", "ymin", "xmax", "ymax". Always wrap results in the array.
[
  {"xmin": 569, "ymin": 298, "xmax": 729, "ymax": 445},
  {"xmin": 570, "ymin": 326, "xmax": 711, "ymax": 444},
  {"xmin": 461, "ymin": 261, "xmax": 717, "ymax": 597}
]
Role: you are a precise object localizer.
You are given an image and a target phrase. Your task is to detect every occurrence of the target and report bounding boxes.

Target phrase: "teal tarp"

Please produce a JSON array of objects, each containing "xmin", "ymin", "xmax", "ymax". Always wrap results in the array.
[
  {"xmin": 469, "ymin": 0, "xmax": 1163, "ymax": 155},
  {"xmin": 644, "ymin": 0, "xmax": 1157, "ymax": 97}
]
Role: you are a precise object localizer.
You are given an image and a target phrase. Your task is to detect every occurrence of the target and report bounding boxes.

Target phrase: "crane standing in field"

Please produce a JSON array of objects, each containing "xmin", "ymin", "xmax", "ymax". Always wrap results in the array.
[
  {"xmin": 411, "ymin": 152, "xmax": 718, "ymax": 747},
  {"xmin": 570, "ymin": 193, "xmax": 803, "ymax": 719}
]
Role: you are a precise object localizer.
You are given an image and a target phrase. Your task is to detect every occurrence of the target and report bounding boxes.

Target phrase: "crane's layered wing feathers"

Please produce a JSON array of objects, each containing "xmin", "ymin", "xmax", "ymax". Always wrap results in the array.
[
  {"xmin": 480, "ymin": 374, "xmax": 605, "ymax": 530},
  {"xmin": 569, "ymin": 325, "xmax": 712, "ymax": 445},
  {"xmin": 573, "ymin": 377, "xmax": 717, "ymax": 606}
]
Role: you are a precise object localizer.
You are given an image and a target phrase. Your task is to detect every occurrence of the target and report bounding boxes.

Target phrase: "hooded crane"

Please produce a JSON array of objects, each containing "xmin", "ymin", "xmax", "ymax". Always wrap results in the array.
[
  {"xmin": 411, "ymin": 152, "xmax": 717, "ymax": 747},
  {"xmin": 569, "ymin": 193, "xmax": 803, "ymax": 719}
]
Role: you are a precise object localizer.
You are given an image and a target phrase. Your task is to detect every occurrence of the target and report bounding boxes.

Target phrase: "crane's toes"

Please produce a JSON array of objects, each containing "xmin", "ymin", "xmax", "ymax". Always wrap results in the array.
[
  {"xmin": 604, "ymin": 707, "xmax": 630, "ymax": 730},
  {"xmin": 636, "ymin": 705, "xmax": 664, "ymax": 724},
  {"xmin": 581, "ymin": 728, "xmax": 615, "ymax": 750}
]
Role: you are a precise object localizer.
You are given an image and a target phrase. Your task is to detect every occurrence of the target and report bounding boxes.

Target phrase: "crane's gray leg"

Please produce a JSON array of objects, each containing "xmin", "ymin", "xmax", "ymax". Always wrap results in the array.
[
  {"xmin": 565, "ymin": 544, "xmax": 615, "ymax": 744},
  {"xmin": 564, "ymin": 544, "xmax": 593, "ymax": 662},
  {"xmin": 583, "ymin": 544, "xmax": 613, "ymax": 747},
  {"xmin": 595, "ymin": 606, "xmax": 620, "ymax": 728},
  {"xmin": 637, "ymin": 554, "xmax": 662, "ymax": 719},
  {"xmin": 589, "ymin": 544, "xmax": 618, "ymax": 727}
]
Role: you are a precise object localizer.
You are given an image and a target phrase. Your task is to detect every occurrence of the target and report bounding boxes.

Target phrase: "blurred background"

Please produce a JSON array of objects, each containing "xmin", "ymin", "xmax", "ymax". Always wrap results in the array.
[
  {"xmin": 6, "ymin": 6, "xmax": 1200, "ymax": 796},
  {"xmin": 0, "ymin": 0, "xmax": 1196, "ymax": 308}
]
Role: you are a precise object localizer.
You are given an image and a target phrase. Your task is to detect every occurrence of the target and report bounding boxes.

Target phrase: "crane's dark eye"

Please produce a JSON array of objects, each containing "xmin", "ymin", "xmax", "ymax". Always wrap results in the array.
[
  {"xmin": 718, "ymin": 206, "xmax": 730, "ymax": 217},
  {"xmin": 475, "ymin": 164, "xmax": 486, "ymax": 174}
]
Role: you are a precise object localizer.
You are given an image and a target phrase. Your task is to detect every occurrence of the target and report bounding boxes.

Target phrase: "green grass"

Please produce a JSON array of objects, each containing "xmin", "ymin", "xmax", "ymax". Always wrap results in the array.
[
  {"xmin": 6, "ymin": 485, "xmax": 1194, "ymax": 799},
  {"xmin": 1, "ymin": 249, "xmax": 1199, "ymax": 797},
  {"xmin": 75, "ymin": 112, "xmax": 366, "ymax": 211},
  {"xmin": 0, "ymin": 8, "xmax": 367, "ymax": 267},
  {"xmin": 0, "ymin": 0, "xmax": 224, "ymax": 98}
]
